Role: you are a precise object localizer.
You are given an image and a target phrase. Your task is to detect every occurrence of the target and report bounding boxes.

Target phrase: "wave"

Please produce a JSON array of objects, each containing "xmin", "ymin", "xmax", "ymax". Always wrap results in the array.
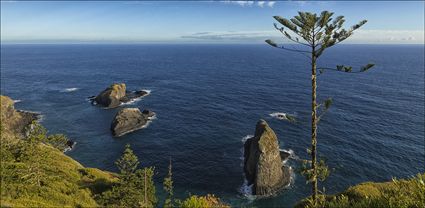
[
  {"xmin": 61, "ymin": 88, "xmax": 79, "ymax": 92},
  {"xmin": 120, "ymin": 97, "xmax": 143, "ymax": 105},
  {"xmin": 239, "ymin": 135, "xmax": 256, "ymax": 199},
  {"xmin": 18, "ymin": 109, "xmax": 44, "ymax": 122},
  {"xmin": 241, "ymin": 134, "xmax": 253, "ymax": 143},
  {"xmin": 141, "ymin": 89, "xmax": 152, "ymax": 94},
  {"xmin": 240, "ymin": 179, "xmax": 256, "ymax": 201},
  {"xmin": 63, "ymin": 141, "xmax": 77, "ymax": 153},
  {"xmin": 139, "ymin": 114, "xmax": 157, "ymax": 129},
  {"xmin": 13, "ymin": 99, "xmax": 22, "ymax": 103}
]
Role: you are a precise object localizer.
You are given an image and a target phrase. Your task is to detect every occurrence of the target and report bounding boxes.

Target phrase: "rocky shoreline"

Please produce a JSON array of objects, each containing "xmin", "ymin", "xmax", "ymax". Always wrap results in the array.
[{"xmin": 1, "ymin": 95, "xmax": 76, "ymax": 152}]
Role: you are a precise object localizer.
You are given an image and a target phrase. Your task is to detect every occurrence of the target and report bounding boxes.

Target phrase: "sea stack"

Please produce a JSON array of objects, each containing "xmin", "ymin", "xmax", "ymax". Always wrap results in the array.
[
  {"xmin": 92, "ymin": 83, "xmax": 149, "ymax": 108},
  {"xmin": 94, "ymin": 83, "xmax": 127, "ymax": 108},
  {"xmin": 111, "ymin": 108, "xmax": 155, "ymax": 137},
  {"xmin": 243, "ymin": 119, "xmax": 291, "ymax": 196}
]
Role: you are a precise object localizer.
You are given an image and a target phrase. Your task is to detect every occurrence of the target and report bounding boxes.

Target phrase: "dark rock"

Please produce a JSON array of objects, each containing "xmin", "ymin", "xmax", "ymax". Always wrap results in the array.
[
  {"xmin": 142, "ymin": 109, "xmax": 155, "ymax": 117},
  {"xmin": 64, "ymin": 140, "xmax": 76, "ymax": 152},
  {"xmin": 243, "ymin": 119, "xmax": 291, "ymax": 196},
  {"xmin": 280, "ymin": 150, "xmax": 291, "ymax": 161},
  {"xmin": 134, "ymin": 90, "xmax": 149, "ymax": 96},
  {"xmin": 110, "ymin": 108, "xmax": 155, "ymax": 137}
]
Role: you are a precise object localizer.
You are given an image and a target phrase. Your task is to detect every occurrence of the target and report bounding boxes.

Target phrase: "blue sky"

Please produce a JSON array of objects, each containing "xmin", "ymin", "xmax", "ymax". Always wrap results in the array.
[{"xmin": 1, "ymin": 1, "xmax": 424, "ymax": 44}]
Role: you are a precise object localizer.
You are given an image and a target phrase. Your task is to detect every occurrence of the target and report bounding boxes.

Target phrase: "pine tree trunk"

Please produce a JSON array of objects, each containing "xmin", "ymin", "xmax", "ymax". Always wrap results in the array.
[
  {"xmin": 144, "ymin": 169, "xmax": 147, "ymax": 207},
  {"xmin": 311, "ymin": 51, "xmax": 318, "ymax": 205}
]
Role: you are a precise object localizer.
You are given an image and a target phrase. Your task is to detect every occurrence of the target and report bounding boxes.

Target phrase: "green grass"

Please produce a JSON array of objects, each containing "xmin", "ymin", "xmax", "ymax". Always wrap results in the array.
[
  {"xmin": 1, "ymin": 95, "xmax": 117, "ymax": 207},
  {"xmin": 296, "ymin": 173, "xmax": 425, "ymax": 208},
  {"xmin": 1, "ymin": 139, "xmax": 118, "ymax": 207}
]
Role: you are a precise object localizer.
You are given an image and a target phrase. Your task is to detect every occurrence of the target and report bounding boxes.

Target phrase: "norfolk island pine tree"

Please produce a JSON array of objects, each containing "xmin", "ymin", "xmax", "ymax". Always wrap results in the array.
[{"xmin": 265, "ymin": 11, "xmax": 375, "ymax": 206}]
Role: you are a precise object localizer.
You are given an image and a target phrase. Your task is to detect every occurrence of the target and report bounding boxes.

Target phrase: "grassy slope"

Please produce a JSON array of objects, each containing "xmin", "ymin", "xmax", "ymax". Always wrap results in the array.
[
  {"xmin": 1, "ymin": 95, "xmax": 118, "ymax": 207},
  {"xmin": 296, "ymin": 174, "xmax": 425, "ymax": 208}
]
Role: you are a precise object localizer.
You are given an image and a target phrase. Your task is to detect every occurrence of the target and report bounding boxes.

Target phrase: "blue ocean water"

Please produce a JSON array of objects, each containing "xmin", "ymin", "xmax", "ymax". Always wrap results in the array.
[{"xmin": 1, "ymin": 44, "xmax": 424, "ymax": 207}]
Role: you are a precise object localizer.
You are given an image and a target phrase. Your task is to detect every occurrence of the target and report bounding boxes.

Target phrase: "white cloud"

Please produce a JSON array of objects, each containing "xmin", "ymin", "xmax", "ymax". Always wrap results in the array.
[
  {"xmin": 267, "ymin": 1, "xmax": 275, "ymax": 8},
  {"xmin": 181, "ymin": 30, "xmax": 277, "ymax": 42},
  {"xmin": 181, "ymin": 29, "xmax": 424, "ymax": 44},
  {"xmin": 348, "ymin": 29, "xmax": 424, "ymax": 44},
  {"xmin": 222, "ymin": 1, "xmax": 275, "ymax": 8},
  {"xmin": 257, "ymin": 1, "xmax": 265, "ymax": 7},
  {"xmin": 234, "ymin": 1, "xmax": 254, "ymax": 7}
]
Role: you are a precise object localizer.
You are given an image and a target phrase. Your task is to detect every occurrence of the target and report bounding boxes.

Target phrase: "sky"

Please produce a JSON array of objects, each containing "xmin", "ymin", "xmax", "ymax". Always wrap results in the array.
[{"xmin": 1, "ymin": 0, "xmax": 424, "ymax": 44}]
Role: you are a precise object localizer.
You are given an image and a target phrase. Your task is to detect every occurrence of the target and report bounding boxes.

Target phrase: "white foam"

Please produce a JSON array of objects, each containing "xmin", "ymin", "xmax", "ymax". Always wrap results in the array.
[
  {"xmin": 37, "ymin": 114, "xmax": 45, "ymax": 122},
  {"xmin": 241, "ymin": 134, "xmax": 253, "ymax": 142},
  {"xmin": 63, "ymin": 141, "xmax": 77, "ymax": 153},
  {"xmin": 142, "ymin": 114, "xmax": 157, "ymax": 129},
  {"xmin": 120, "ymin": 89, "xmax": 151, "ymax": 106},
  {"xmin": 270, "ymin": 112, "xmax": 288, "ymax": 120},
  {"xmin": 240, "ymin": 179, "xmax": 256, "ymax": 200},
  {"xmin": 280, "ymin": 149, "xmax": 295, "ymax": 164},
  {"xmin": 120, "ymin": 97, "xmax": 143, "ymax": 105},
  {"xmin": 13, "ymin": 99, "xmax": 22, "ymax": 103},
  {"xmin": 239, "ymin": 135, "xmax": 256, "ymax": 199},
  {"xmin": 141, "ymin": 89, "xmax": 152, "ymax": 94},
  {"xmin": 61, "ymin": 88, "xmax": 79, "ymax": 92},
  {"xmin": 270, "ymin": 112, "xmax": 297, "ymax": 121}
]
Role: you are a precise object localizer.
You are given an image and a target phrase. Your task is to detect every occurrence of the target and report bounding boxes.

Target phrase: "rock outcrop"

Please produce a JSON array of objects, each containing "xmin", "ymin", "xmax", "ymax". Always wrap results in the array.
[
  {"xmin": 92, "ymin": 84, "xmax": 149, "ymax": 108},
  {"xmin": 94, "ymin": 83, "xmax": 127, "ymax": 108},
  {"xmin": 110, "ymin": 108, "xmax": 155, "ymax": 137},
  {"xmin": 0, "ymin": 95, "xmax": 40, "ymax": 137},
  {"xmin": 243, "ymin": 119, "xmax": 291, "ymax": 196}
]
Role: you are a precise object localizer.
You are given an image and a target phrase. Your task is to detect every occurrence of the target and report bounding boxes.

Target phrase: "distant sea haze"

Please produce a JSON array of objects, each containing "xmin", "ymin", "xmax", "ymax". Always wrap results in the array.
[{"xmin": 1, "ymin": 44, "xmax": 423, "ymax": 207}]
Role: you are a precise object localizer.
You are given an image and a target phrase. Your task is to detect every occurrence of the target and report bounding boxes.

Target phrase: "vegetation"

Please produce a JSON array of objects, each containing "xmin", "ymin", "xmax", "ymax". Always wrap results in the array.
[
  {"xmin": 296, "ymin": 174, "xmax": 425, "ymax": 208},
  {"xmin": 0, "ymin": 121, "xmax": 117, "ymax": 207},
  {"xmin": 99, "ymin": 144, "xmax": 157, "ymax": 207},
  {"xmin": 266, "ymin": 11, "xmax": 374, "ymax": 206},
  {"xmin": 177, "ymin": 194, "xmax": 230, "ymax": 208},
  {"xmin": 163, "ymin": 159, "xmax": 174, "ymax": 208}
]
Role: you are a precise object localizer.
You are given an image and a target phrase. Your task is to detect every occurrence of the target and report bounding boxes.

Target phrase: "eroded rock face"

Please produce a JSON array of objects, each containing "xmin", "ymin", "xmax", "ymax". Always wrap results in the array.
[
  {"xmin": 110, "ymin": 108, "xmax": 155, "ymax": 137},
  {"xmin": 0, "ymin": 95, "xmax": 40, "ymax": 137},
  {"xmin": 243, "ymin": 119, "xmax": 291, "ymax": 196},
  {"xmin": 94, "ymin": 83, "xmax": 127, "ymax": 108}
]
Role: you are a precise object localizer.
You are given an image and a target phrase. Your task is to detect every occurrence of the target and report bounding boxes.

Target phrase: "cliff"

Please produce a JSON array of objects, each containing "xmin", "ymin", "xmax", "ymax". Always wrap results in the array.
[{"xmin": 0, "ymin": 95, "xmax": 118, "ymax": 207}]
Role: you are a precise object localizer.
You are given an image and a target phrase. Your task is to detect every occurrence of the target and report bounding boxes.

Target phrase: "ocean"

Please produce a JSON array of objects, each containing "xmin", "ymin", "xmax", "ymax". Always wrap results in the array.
[{"xmin": 1, "ymin": 44, "xmax": 424, "ymax": 207}]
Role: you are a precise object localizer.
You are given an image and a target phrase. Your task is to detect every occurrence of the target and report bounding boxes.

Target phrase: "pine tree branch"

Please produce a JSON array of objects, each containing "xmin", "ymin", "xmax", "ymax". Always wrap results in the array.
[
  {"xmin": 318, "ymin": 63, "xmax": 374, "ymax": 74},
  {"xmin": 277, "ymin": 45, "xmax": 310, "ymax": 53},
  {"xmin": 265, "ymin": 39, "xmax": 312, "ymax": 61},
  {"xmin": 274, "ymin": 24, "xmax": 311, "ymax": 47}
]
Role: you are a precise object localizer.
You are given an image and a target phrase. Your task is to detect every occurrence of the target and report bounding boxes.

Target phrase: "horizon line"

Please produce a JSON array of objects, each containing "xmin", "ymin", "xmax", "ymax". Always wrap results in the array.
[{"xmin": 1, "ymin": 42, "xmax": 424, "ymax": 46}]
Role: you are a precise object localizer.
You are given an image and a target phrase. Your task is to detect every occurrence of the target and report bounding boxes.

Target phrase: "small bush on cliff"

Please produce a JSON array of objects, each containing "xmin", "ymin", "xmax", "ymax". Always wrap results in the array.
[
  {"xmin": 46, "ymin": 134, "xmax": 70, "ymax": 152},
  {"xmin": 177, "ymin": 194, "xmax": 229, "ymax": 208}
]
